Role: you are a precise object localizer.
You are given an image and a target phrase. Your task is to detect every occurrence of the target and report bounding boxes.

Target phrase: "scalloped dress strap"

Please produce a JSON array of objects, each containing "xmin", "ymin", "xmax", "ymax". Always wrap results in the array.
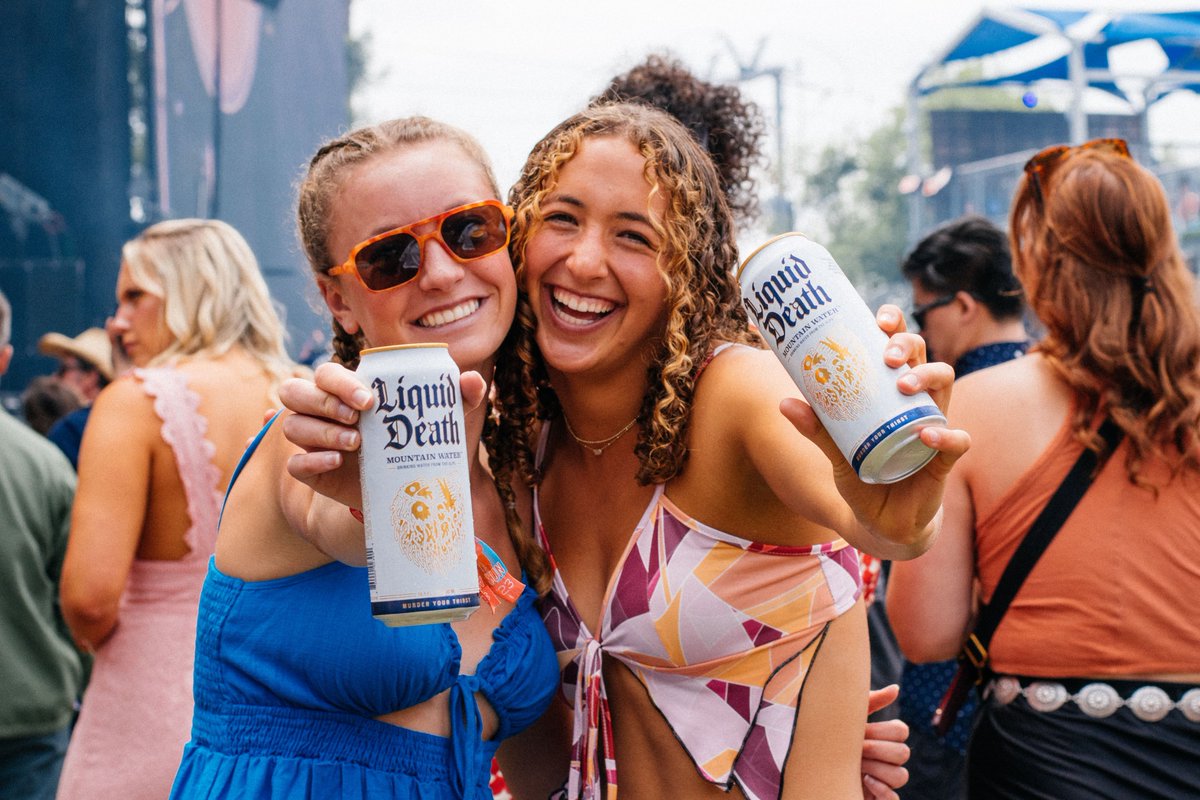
[{"xmin": 136, "ymin": 366, "xmax": 222, "ymax": 559}]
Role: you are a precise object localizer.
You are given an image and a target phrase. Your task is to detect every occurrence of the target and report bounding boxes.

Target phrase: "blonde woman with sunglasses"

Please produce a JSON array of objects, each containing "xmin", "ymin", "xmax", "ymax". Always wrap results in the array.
[
  {"xmin": 889, "ymin": 140, "xmax": 1200, "ymax": 798},
  {"xmin": 167, "ymin": 118, "xmax": 558, "ymax": 800}
]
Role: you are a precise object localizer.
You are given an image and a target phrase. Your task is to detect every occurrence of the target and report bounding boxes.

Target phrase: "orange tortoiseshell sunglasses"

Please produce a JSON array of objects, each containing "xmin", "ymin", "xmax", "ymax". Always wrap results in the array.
[
  {"xmin": 1023, "ymin": 137, "xmax": 1131, "ymax": 206},
  {"xmin": 329, "ymin": 200, "xmax": 514, "ymax": 292}
]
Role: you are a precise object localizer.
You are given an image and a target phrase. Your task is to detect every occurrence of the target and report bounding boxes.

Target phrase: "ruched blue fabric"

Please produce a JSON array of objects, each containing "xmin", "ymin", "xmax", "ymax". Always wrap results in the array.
[{"xmin": 169, "ymin": 558, "xmax": 557, "ymax": 799}]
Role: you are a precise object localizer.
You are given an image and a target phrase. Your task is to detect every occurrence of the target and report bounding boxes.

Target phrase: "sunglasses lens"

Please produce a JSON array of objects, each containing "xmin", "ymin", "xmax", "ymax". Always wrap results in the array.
[
  {"xmin": 440, "ymin": 204, "xmax": 509, "ymax": 260},
  {"xmin": 356, "ymin": 233, "xmax": 421, "ymax": 291}
]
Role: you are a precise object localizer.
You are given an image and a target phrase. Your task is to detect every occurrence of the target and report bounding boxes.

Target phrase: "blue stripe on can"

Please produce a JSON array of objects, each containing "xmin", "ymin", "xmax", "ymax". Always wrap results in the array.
[
  {"xmin": 372, "ymin": 593, "xmax": 480, "ymax": 617},
  {"xmin": 851, "ymin": 405, "xmax": 944, "ymax": 474}
]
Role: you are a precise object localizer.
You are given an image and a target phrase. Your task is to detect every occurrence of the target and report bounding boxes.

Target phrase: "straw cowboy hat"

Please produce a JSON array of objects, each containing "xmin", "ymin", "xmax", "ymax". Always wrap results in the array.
[{"xmin": 38, "ymin": 328, "xmax": 115, "ymax": 381}]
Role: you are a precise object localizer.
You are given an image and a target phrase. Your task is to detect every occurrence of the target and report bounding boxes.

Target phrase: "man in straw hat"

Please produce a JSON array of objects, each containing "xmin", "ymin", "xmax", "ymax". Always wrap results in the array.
[{"xmin": 37, "ymin": 328, "xmax": 114, "ymax": 469}]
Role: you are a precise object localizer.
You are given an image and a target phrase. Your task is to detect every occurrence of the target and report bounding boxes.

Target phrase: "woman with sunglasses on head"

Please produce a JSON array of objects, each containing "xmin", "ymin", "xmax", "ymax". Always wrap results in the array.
[
  {"xmin": 888, "ymin": 139, "xmax": 1200, "ymax": 799},
  {"xmin": 56, "ymin": 219, "xmax": 295, "ymax": 800},
  {"xmin": 477, "ymin": 102, "xmax": 967, "ymax": 800},
  {"xmin": 167, "ymin": 117, "xmax": 558, "ymax": 800}
]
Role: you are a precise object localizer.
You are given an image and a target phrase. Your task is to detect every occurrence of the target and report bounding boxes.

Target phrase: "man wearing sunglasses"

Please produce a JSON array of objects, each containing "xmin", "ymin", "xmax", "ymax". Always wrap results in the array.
[
  {"xmin": 886, "ymin": 214, "xmax": 1031, "ymax": 800},
  {"xmin": 902, "ymin": 215, "xmax": 1029, "ymax": 372}
]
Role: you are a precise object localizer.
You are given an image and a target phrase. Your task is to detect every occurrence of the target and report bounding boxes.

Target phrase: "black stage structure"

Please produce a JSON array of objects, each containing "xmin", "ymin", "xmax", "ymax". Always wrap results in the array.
[{"xmin": 1, "ymin": 0, "xmax": 349, "ymax": 393}]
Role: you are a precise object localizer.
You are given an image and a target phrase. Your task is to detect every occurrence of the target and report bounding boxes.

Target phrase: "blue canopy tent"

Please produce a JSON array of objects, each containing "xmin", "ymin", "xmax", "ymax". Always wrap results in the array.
[
  {"xmin": 903, "ymin": 6, "xmax": 1200, "ymax": 242},
  {"xmin": 912, "ymin": 7, "xmax": 1200, "ymax": 142}
]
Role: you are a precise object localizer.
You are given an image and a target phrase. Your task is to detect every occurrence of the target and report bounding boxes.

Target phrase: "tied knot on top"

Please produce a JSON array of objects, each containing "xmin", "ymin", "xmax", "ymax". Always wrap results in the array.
[
  {"xmin": 449, "ymin": 673, "xmax": 485, "ymax": 797},
  {"xmin": 571, "ymin": 638, "xmax": 616, "ymax": 800}
]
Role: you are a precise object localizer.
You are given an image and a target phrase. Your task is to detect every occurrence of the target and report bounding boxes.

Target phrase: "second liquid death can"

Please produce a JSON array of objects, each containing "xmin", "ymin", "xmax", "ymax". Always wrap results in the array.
[
  {"xmin": 355, "ymin": 343, "xmax": 479, "ymax": 625},
  {"xmin": 738, "ymin": 233, "xmax": 945, "ymax": 484}
]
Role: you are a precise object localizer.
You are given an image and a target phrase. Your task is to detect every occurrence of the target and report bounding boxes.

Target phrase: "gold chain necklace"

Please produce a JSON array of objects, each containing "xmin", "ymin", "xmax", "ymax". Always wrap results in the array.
[{"xmin": 562, "ymin": 412, "xmax": 639, "ymax": 456}]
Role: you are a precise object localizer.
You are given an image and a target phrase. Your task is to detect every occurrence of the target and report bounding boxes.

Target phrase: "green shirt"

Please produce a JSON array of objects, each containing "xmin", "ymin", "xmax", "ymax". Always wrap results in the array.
[{"xmin": 0, "ymin": 407, "xmax": 84, "ymax": 736}]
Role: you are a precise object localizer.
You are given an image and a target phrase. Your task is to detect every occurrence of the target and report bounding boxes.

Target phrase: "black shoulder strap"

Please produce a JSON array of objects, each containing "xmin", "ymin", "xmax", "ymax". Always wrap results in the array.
[{"xmin": 968, "ymin": 418, "xmax": 1123, "ymax": 658}]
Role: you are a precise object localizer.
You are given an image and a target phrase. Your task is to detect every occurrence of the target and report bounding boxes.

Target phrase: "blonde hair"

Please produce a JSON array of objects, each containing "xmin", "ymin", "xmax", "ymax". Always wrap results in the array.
[
  {"xmin": 121, "ymin": 218, "xmax": 293, "ymax": 384},
  {"xmin": 490, "ymin": 102, "xmax": 759, "ymax": 489},
  {"xmin": 1010, "ymin": 147, "xmax": 1200, "ymax": 487},
  {"xmin": 296, "ymin": 117, "xmax": 550, "ymax": 593}
]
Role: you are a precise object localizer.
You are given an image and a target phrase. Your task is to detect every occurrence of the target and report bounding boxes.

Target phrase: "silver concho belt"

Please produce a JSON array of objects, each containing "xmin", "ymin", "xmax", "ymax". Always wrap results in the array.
[{"xmin": 986, "ymin": 675, "xmax": 1200, "ymax": 723}]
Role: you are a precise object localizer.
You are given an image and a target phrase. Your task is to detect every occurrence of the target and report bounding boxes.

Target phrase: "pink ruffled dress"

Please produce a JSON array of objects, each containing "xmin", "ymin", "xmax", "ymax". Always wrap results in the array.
[{"xmin": 56, "ymin": 367, "xmax": 221, "ymax": 800}]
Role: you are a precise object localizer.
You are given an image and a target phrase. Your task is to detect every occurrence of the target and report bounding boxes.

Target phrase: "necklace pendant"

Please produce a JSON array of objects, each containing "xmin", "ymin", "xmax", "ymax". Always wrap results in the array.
[{"xmin": 591, "ymin": 447, "xmax": 603, "ymax": 456}]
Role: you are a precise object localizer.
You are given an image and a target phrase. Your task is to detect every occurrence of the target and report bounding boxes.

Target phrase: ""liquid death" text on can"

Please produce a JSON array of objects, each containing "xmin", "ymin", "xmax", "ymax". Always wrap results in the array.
[
  {"xmin": 356, "ymin": 343, "xmax": 479, "ymax": 625},
  {"xmin": 738, "ymin": 233, "xmax": 945, "ymax": 484}
]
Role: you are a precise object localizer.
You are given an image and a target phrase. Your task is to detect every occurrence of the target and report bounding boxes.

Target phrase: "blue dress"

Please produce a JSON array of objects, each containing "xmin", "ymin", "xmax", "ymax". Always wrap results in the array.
[
  {"xmin": 170, "ymin": 561, "xmax": 556, "ymax": 799},
  {"xmin": 170, "ymin": 417, "xmax": 558, "ymax": 799}
]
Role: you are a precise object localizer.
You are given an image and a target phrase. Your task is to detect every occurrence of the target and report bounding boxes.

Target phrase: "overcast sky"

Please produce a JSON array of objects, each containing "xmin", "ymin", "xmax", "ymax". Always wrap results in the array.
[{"xmin": 350, "ymin": 0, "xmax": 1200, "ymax": 191}]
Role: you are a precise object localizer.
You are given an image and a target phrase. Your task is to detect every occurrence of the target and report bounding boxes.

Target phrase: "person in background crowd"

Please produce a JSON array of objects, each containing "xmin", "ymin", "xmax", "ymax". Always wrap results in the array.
[
  {"xmin": 889, "ymin": 140, "xmax": 1200, "ymax": 799},
  {"xmin": 21, "ymin": 376, "xmax": 83, "ymax": 436},
  {"xmin": 38, "ymin": 328, "xmax": 115, "ymax": 468},
  {"xmin": 902, "ymin": 216, "xmax": 1029, "ymax": 371},
  {"xmin": 38, "ymin": 328, "xmax": 113, "ymax": 406},
  {"xmin": 0, "ymin": 289, "xmax": 84, "ymax": 800},
  {"xmin": 889, "ymin": 214, "xmax": 1031, "ymax": 799},
  {"xmin": 56, "ymin": 219, "xmax": 295, "ymax": 800}
]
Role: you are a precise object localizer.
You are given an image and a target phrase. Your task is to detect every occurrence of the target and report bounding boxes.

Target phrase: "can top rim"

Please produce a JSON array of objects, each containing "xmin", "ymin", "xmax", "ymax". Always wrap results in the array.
[
  {"xmin": 361, "ymin": 343, "xmax": 449, "ymax": 355},
  {"xmin": 735, "ymin": 232, "xmax": 809, "ymax": 281}
]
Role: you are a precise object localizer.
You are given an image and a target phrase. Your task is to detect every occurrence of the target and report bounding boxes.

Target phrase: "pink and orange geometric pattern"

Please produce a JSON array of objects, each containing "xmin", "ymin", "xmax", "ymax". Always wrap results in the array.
[{"xmin": 536, "ymin": 483, "xmax": 862, "ymax": 800}]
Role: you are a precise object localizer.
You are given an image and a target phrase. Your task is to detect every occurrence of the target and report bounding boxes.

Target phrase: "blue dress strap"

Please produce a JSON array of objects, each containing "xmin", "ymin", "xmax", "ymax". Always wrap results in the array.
[{"xmin": 218, "ymin": 409, "xmax": 284, "ymax": 530}]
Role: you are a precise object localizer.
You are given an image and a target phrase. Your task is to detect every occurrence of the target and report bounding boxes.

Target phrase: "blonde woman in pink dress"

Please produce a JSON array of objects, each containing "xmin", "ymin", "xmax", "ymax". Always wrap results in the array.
[{"xmin": 56, "ymin": 219, "xmax": 295, "ymax": 800}]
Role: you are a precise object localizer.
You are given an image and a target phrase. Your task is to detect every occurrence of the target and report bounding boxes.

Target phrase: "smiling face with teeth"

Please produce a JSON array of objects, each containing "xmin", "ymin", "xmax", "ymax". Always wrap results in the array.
[
  {"xmin": 522, "ymin": 135, "xmax": 670, "ymax": 385},
  {"xmin": 319, "ymin": 140, "xmax": 517, "ymax": 376}
]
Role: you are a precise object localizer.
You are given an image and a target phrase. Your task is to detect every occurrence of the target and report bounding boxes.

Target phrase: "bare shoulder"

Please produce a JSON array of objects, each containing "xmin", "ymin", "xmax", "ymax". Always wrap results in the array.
[
  {"xmin": 950, "ymin": 352, "xmax": 1071, "ymax": 488},
  {"xmin": 176, "ymin": 353, "xmax": 276, "ymax": 392},
  {"xmin": 693, "ymin": 344, "xmax": 790, "ymax": 404},
  {"xmin": 88, "ymin": 373, "xmax": 158, "ymax": 435},
  {"xmin": 689, "ymin": 344, "xmax": 794, "ymax": 449},
  {"xmin": 950, "ymin": 352, "xmax": 1064, "ymax": 426}
]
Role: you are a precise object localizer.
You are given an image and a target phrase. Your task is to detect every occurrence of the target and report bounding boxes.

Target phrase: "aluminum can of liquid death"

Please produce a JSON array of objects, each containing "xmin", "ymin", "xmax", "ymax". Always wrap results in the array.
[
  {"xmin": 355, "ymin": 343, "xmax": 479, "ymax": 625},
  {"xmin": 737, "ymin": 233, "xmax": 945, "ymax": 484}
]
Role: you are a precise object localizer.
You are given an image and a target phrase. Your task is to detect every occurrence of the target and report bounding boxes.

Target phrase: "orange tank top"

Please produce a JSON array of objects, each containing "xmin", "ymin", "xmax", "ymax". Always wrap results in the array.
[{"xmin": 975, "ymin": 409, "xmax": 1200, "ymax": 677}]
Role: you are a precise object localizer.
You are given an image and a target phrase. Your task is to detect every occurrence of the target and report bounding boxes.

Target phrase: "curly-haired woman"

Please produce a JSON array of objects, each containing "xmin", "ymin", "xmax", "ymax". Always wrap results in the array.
[{"xmin": 487, "ymin": 102, "xmax": 967, "ymax": 800}]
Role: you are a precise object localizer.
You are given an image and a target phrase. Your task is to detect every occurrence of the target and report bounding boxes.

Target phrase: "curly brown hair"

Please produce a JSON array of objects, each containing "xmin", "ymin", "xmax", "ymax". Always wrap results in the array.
[
  {"xmin": 296, "ymin": 117, "xmax": 550, "ymax": 593},
  {"xmin": 1009, "ymin": 146, "xmax": 1200, "ymax": 489},
  {"xmin": 488, "ymin": 103, "xmax": 761, "ymax": 491},
  {"xmin": 593, "ymin": 53, "xmax": 767, "ymax": 228}
]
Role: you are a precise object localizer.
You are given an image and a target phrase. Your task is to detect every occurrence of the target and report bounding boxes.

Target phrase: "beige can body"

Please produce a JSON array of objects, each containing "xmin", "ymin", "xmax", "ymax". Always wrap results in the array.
[
  {"xmin": 738, "ymin": 233, "xmax": 945, "ymax": 484},
  {"xmin": 355, "ymin": 344, "xmax": 479, "ymax": 625}
]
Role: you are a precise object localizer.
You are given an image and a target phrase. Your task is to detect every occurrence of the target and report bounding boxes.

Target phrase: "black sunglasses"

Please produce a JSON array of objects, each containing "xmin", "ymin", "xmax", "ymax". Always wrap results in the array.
[{"xmin": 911, "ymin": 293, "xmax": 958, "ymax": 330}]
